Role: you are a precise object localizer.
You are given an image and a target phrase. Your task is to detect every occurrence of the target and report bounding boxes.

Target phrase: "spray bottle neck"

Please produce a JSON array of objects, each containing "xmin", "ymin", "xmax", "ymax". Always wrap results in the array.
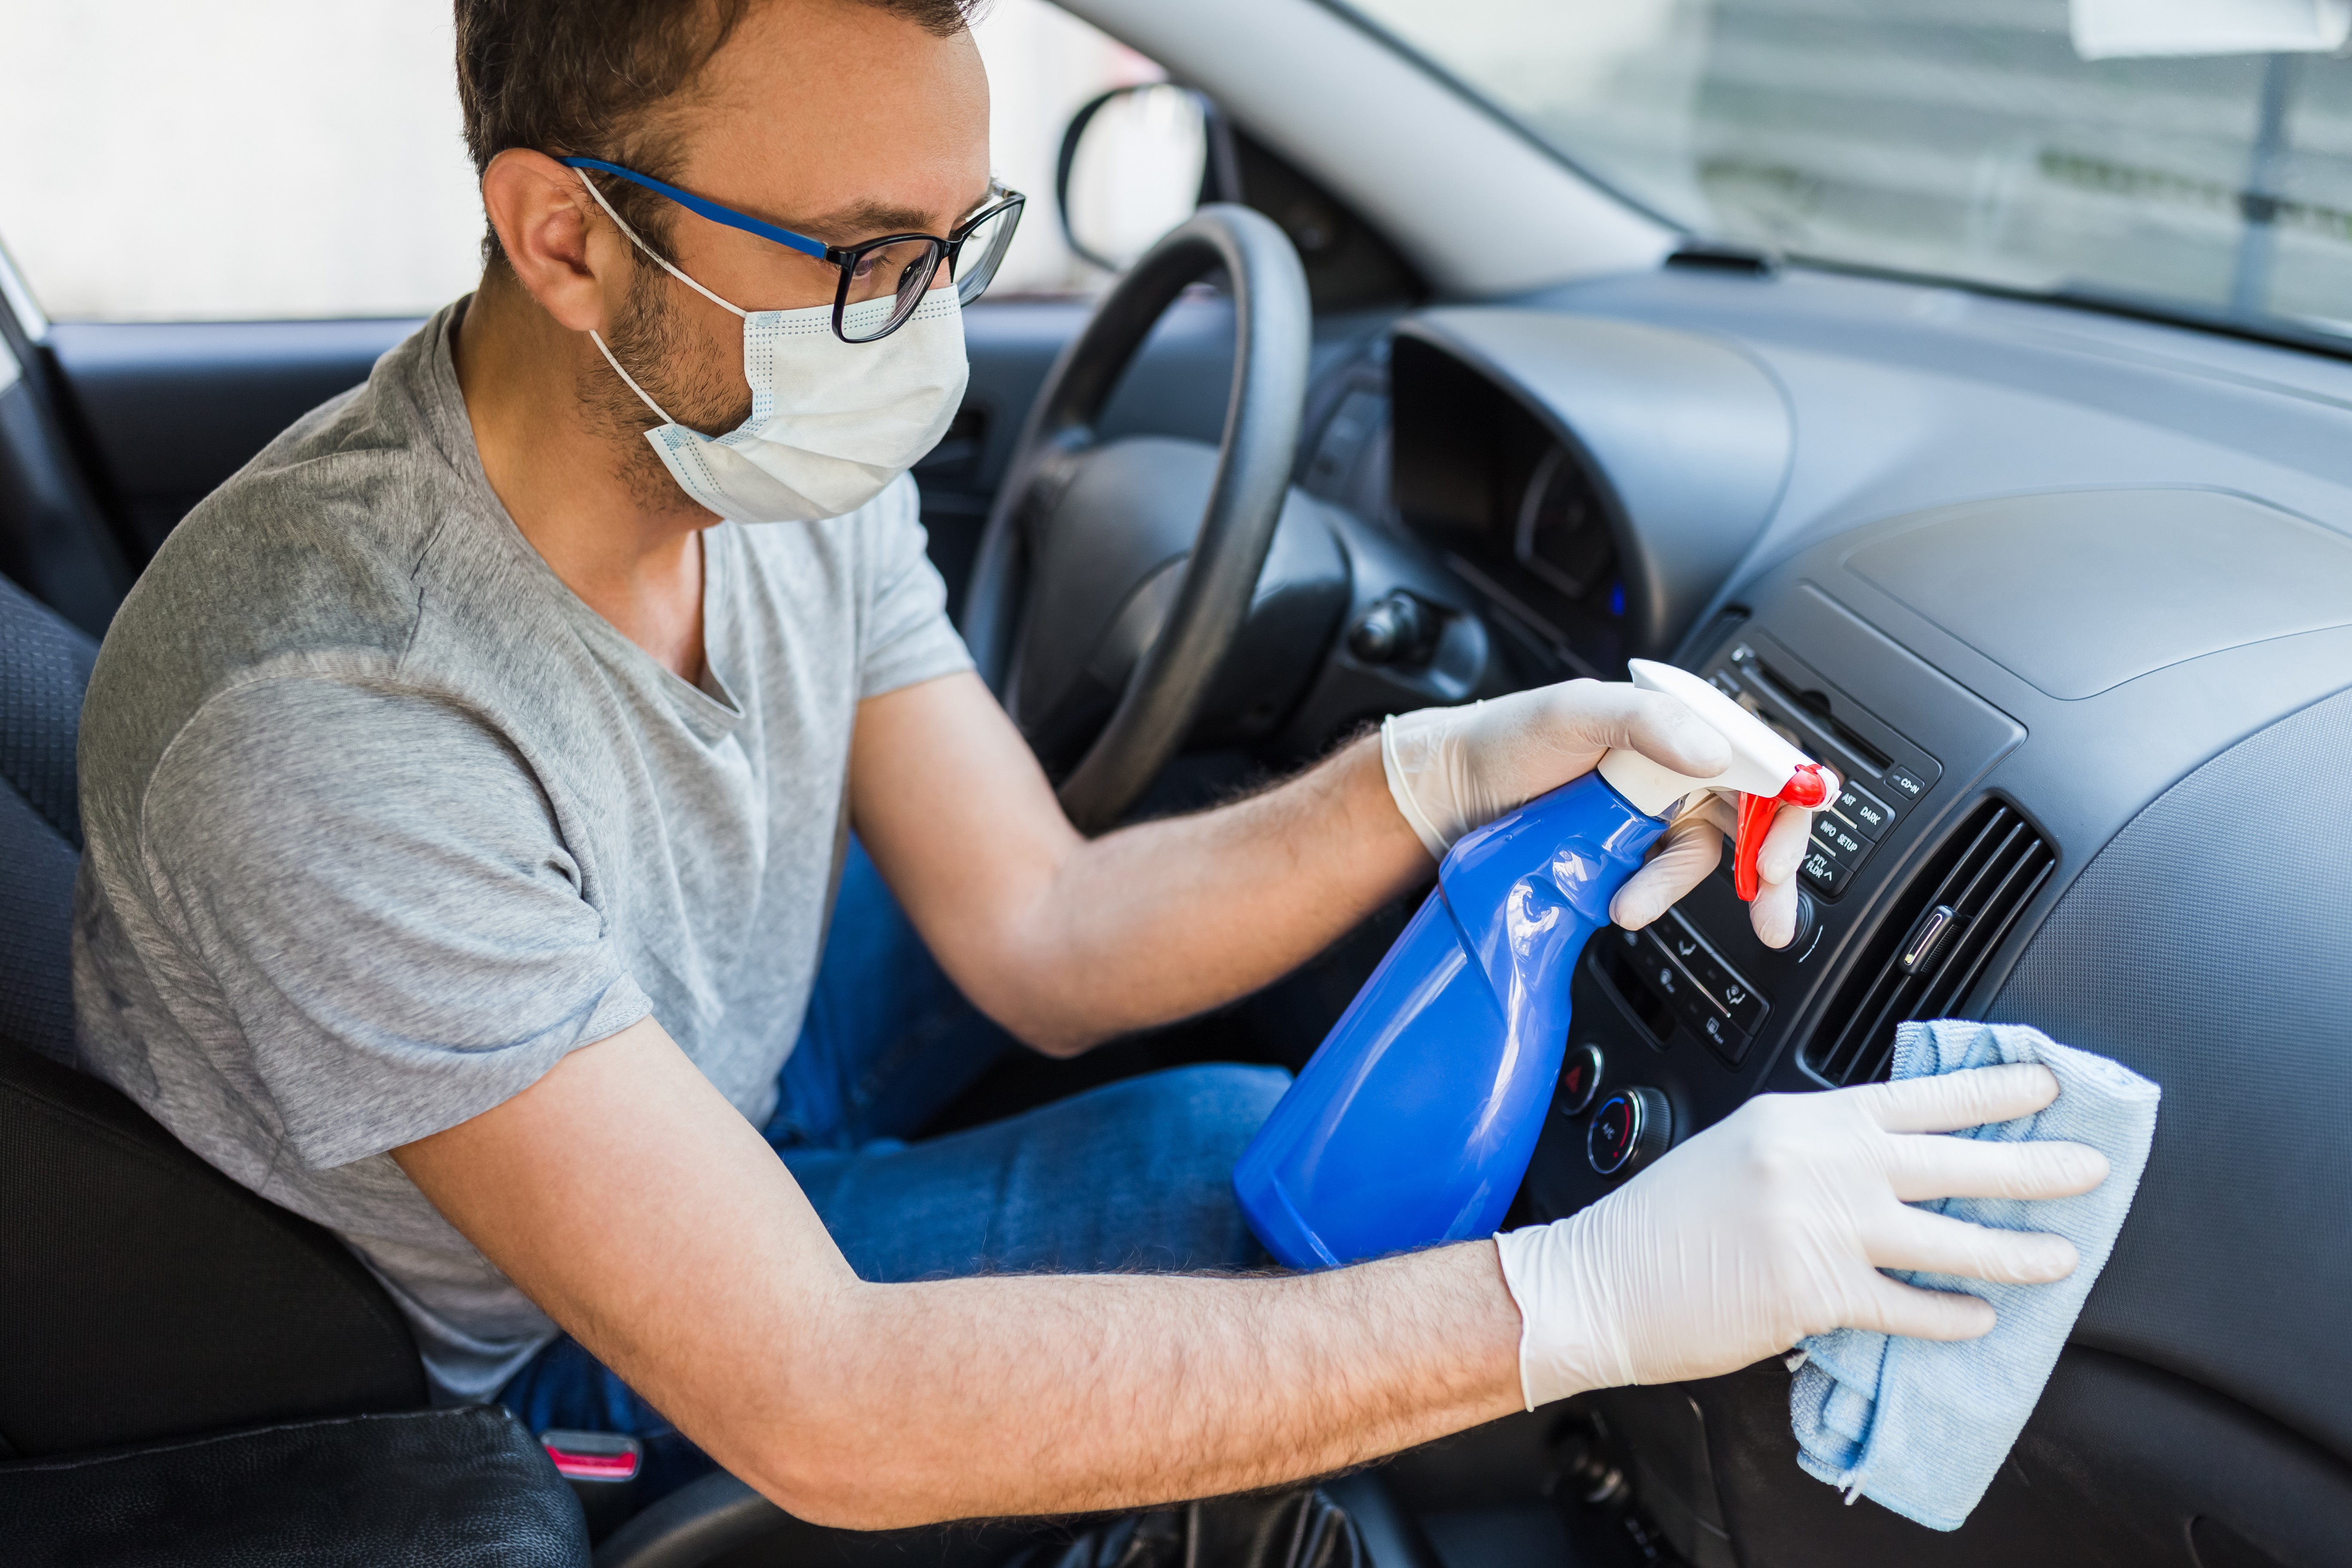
[{"xmin": 1595, "ymin": 747, "xmax": 1717, "ymax": 821}]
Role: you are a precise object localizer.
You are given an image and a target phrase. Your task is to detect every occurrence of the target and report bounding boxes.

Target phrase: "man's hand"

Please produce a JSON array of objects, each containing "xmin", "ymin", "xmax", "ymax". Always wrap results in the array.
[
  {"xmin": 1614, "ymin": 788, "xmax": 1818, "ymax": 949},
  {"xmin": 1494, "ymin": 1066, "xmax": 2110, "ymax": 1406},
  {"xmin": 1381, "ymin": 679, "xmax": 1819, "ymax": 947}
]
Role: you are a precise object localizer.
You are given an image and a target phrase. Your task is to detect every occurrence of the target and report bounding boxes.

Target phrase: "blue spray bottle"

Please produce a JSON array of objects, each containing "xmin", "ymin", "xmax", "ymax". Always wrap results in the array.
[{"xmin": 1232, "ymin": 660, "xmax": 1828, "ymax": 1269}]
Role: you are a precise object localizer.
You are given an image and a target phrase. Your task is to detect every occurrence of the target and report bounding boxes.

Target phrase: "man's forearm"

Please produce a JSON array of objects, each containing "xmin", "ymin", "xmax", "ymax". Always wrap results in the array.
[
  {"xmin": 850, "ymin": 677, "xmax": 1437, "ymax": 1052},
  {"xmin": 1007, "ymin": 731, "xmax": 1432, "ymax": 1052},
  {"xmin": 402, "ymin": 1021, "xmax": 1533, "ymax": 1531},
  {"xmin": 742, "ymin": 1240, "xmax": 1526, "ymax": 1528}
]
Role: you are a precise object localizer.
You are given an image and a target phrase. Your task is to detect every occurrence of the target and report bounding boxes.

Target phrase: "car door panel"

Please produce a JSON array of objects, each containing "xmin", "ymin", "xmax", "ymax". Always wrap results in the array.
[
  {"xmin": 0, "ymin": 251, "xmax": 129, "ymax": 637},
  {"xmin": 46, "ymin": 318, "xmax": 417, "ymax": 562}
]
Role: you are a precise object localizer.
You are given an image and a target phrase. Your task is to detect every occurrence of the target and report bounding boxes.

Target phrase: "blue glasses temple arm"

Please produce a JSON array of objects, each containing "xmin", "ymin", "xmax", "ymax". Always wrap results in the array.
[{"xmin": 558, "ymin": 157, "xmax": 831, "ymax": 261}]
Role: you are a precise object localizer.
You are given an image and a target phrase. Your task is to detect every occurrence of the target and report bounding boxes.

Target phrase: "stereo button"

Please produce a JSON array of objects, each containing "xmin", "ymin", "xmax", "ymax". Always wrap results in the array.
[
  {"xmin": 1653, "ymin": 916, "xmax": 1772, "ymax": 1035},
  {"xmin": 1667, "ymin": 977, "xmax": 1720, "ymax": 1041},
  {"xmin": 1836, "ymin": 781, "xmax": 1896, "ymax": 839},
  {"xmin": 1813, "ymin": 814, "xmax": 1868, "ymax": 861},
  {"xmin": 1696, "ymin": 1010, "xmax": 1752, "ymax": 1068},
  {"xmin": 1718, "ymin": 973, "xmax": 1768, "ymax": 1035},
  {"xmin": 1800, "ymin": 847, "xmax": 1853, "ymax": 896},
  {"xmin": 1660, "ymin": 924, "xmax": 1726, "ymax": 993}
]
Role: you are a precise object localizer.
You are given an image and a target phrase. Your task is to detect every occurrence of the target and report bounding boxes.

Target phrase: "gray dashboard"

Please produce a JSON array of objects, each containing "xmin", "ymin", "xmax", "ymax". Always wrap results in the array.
[{"xmin": 1298, "ymin": 262, "xmax": 2352, "ymax": 1561}]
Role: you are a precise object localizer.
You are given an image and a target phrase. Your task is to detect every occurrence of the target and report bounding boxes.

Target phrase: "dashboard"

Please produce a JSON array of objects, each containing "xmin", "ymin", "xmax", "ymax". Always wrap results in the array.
[{"xmin": 1277, "ymin": 262, "xmax": 2352, "ymax": 1566}]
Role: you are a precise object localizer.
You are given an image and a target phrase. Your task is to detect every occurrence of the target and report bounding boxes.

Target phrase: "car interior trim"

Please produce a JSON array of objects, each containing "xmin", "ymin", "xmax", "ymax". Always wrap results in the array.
[
  {"xmin": 1392, "ymin": 309, "xmax": 1792, "ymax": 659},
  {"xmin": 1846, "ymin": 486, "xmax": 2352, "ymax": 700},
  {"xmin": 0, "ymin": 242, "xmax": 46, "ymax": 346}
]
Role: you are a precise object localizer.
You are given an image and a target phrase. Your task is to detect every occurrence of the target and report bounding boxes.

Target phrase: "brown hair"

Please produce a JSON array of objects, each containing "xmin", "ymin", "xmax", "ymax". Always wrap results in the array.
[{"xmin": 454, "ymin": 0, "xmax": 978, "ymax": 264}]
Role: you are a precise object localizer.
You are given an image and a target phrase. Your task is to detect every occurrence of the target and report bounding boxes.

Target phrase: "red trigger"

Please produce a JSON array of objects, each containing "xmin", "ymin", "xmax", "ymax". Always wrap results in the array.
[{"xmin": 1733, "ymin": 764, "xmax": 1829, "ymax": 902}]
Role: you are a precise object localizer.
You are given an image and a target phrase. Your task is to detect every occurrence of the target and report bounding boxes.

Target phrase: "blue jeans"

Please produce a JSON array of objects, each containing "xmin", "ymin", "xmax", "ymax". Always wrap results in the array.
[{"xmin": 500, "ymin": 842, "xmax": 1288, "ymax": 1503}]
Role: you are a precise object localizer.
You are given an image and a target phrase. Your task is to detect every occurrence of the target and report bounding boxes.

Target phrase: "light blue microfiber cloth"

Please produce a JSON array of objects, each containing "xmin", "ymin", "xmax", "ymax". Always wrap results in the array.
[{"xmin": 1787, "ymin": 1019, "xmax": 2161, "ymax": 1531}]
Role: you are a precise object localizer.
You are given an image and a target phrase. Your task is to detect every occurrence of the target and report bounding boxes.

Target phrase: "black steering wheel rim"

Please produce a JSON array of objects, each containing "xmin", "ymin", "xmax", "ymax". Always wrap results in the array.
[{"xmin": 963, "ymin": 203, "xmax": 1310, "ymax": 834}]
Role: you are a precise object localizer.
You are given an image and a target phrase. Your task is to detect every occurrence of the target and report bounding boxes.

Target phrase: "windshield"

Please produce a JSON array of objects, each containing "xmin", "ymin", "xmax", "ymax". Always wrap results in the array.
[{"xmin": 1347, "ymin": 0, "xmax": 2352, "ymax": 341}]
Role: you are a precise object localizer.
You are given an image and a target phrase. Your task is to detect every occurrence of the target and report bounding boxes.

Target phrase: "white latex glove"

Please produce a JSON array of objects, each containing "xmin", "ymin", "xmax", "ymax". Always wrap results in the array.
[
  {"xmin": 1380, "ymin": 680, "xmax": 1820, "ymax": 947},
  {"xmin": 1493, "ymin": 1065, "xmax": 2110, "ymax": 1408}
]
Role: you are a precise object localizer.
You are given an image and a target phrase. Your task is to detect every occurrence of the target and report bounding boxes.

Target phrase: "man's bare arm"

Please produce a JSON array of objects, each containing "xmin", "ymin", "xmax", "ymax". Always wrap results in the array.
[
  {"xmin": 394, "ymin": 1018, "xmax": 1525, "ymax": 1528},
  {"xmin": 848, "ymin": 672, "xmax": 1432, "ymax": 1054}
]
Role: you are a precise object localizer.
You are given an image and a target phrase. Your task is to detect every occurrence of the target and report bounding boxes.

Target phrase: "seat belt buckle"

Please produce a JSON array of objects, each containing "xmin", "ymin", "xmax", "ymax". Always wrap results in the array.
[
  {"xmin": 538, "ymin": 1428, "xmax": 643, "ymax": 1539},
  {"xmin": 539, "ymin": 1428, "xmax": 642, "ymax": 1483}
]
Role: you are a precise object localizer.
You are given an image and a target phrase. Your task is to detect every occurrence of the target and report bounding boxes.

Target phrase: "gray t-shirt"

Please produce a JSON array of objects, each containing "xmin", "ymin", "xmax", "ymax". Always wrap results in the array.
[{"xmin": 72, "ymin": 300, "xmax": 973, "ymax": 1400}]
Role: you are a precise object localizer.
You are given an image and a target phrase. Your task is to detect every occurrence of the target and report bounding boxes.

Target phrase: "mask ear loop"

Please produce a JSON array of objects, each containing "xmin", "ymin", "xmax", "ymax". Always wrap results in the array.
[
  {"xmin": 587, "ymin": 327, "xmax": 678, "ymax": 427},
  {"xmin": 572, "ymin": 168, "xmax": 750, "ymax": 426}
]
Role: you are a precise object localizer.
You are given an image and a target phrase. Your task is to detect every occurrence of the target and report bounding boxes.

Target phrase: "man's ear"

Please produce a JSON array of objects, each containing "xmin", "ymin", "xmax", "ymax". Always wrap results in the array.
[{"xmin": 480, "ymin": 149, "xmax": 628, "ymax": 334}]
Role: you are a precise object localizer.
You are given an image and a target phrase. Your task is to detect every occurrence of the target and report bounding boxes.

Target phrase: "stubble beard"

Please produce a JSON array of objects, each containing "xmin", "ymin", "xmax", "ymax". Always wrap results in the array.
[{"xmin": 579, "ymin": 261, "xmax": 758, "ymax": 518}]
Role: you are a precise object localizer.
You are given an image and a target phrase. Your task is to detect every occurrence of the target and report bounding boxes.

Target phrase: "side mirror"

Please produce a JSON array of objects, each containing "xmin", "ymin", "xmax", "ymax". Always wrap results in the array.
[{"xmin": 1055, "ymin": 83, "xmax": 1239, "ymax": 273}]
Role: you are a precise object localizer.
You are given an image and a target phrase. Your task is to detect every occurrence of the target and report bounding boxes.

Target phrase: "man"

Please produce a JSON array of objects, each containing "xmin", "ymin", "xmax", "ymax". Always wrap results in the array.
[{"xmin": 73, "ymin": 0, "xmax": 2104, "ymax": 1528}]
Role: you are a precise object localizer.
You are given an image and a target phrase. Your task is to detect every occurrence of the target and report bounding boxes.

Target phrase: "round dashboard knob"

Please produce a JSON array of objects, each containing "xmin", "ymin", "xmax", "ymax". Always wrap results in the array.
[
  {"xmin": 1788, "ymin": 888, "xmax": 1818, "ymax": 950},
  {"xmin": 1557, "ymin": 1044, "xmax": 1605, "ymax": 1116},
  {"xmin": 1587, "ymin": 1087, "xmax": 1672, "ymax": 1178}
]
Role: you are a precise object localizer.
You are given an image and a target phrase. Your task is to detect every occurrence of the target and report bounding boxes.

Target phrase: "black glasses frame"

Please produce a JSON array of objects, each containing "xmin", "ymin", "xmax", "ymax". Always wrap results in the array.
[
  {"xmin": 828, "ymin": 188, "xmax": 1028, "ymax": 343},
  {"xmin": 558, "ymin": 158, "xmax": 1023, "ymax": 343}
]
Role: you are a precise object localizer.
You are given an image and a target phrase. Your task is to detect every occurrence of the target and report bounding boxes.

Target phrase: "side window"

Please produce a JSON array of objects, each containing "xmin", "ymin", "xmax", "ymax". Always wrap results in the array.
[{"xmin": 0, "ymin": 0, "xmax": 1156, "ymax": 323}]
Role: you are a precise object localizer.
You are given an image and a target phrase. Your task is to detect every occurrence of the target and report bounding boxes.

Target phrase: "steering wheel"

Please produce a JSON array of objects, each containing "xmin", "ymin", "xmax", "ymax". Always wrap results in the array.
[{"xmin": 962, "ymin": 205, "xmax": 1310, "ymax": 833}]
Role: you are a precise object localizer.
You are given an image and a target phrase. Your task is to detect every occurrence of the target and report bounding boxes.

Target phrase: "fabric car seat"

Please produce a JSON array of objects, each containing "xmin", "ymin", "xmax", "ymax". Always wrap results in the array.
[{"xmin": 2, "ymin": 1407, "xmax": 588, "ymax": 1568}]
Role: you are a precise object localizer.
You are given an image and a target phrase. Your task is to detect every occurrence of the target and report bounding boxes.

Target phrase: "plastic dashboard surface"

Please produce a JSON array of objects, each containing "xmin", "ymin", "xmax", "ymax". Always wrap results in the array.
[
  {"xmin": 1365, "ymin": 267, "xmax": 2352, "ymax": 1524},
  {"xmin": 1512, "ymin": 500, "xmax": 2352, "ymax": 1477}
]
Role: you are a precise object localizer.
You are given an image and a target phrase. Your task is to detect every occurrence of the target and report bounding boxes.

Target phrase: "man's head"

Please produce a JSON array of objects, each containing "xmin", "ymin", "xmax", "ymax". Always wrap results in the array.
[{"xmin": 454, "ymin": 0, "xmax": 992, "ymax": 502}]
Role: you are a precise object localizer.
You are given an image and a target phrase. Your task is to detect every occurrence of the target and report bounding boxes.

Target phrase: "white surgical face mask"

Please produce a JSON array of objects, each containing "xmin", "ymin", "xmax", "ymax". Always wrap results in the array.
[{"xmin": 576, "ymin": 173, "xmax": 970, "ymax": 525}]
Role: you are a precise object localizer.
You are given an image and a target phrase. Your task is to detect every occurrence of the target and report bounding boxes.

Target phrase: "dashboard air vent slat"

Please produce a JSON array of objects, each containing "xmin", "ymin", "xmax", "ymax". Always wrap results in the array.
[{"xmin": 1802, "ymin": 802, "xmax": 2056, "ymax": 1086}]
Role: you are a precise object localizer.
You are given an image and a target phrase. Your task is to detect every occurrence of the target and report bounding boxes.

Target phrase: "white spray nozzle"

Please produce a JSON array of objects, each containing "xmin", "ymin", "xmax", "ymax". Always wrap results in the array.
[
  {"xmin": 1595, "ymin": 660, "xmax": 1816, "ymax": 817},
  {"xmin": 1598, "ymin": 659, "xmax": 1831, "ymax": 903}
]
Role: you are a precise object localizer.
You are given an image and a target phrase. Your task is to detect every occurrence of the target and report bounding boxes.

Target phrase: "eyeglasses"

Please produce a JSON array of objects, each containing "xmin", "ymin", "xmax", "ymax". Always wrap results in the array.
[{"xmin": 559, "ymin": 156, "xmax": 1024, "ymax": 344}]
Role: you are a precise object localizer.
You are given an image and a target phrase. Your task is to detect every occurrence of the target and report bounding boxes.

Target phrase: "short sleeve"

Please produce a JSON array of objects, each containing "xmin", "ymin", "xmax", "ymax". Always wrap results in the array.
[
  {"xmin": 139, "ymin": 676, "xmax": 652, "ymax": 1170},
  {"xmin": 859, "ymin": 475, "xmax": 975, "ymax": 701}
]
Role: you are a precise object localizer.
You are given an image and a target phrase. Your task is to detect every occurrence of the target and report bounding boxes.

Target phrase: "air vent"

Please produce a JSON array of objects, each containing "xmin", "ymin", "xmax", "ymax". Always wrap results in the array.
[{"xmin": 1802, "ymin": 801, "xmax": 2056, "ymax": 1085}]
